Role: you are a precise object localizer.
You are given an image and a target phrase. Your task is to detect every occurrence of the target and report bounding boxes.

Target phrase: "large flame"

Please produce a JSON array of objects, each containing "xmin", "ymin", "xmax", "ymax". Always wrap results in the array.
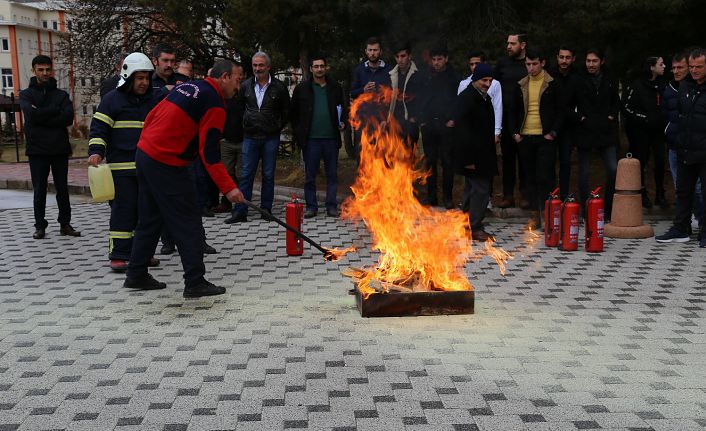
[{"xmin": 343, "ymin": 88, "xmax": 507, "ymax": 298}]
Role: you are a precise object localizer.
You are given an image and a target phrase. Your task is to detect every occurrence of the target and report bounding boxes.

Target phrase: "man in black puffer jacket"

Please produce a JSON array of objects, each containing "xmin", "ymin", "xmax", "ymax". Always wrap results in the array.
[
  {"xmin": 226, "ymin": 51, "xmax": 290, "ymax": 223},
  {"xmin": 19, "ymin": 55, "xmax": 80, "ymax": 240},
  {"xmin": 657, "ymin": 48, "xmax": 706, "ymax": 246}
]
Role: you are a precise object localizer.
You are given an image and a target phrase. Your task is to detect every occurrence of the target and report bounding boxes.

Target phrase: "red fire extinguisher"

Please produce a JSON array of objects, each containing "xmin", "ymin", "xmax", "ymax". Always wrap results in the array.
[
  {"xmin": 585, "ymin": 186, "xmax": 604, "ymax": 253},
  {"xmin": 561, "ymin": 194, "xmax": 580, "ymax": 251},
  {"xmin": 285, "ymin": 194, "xmax": 304, "ymax": 256},
  {"xmin": 544, "ymin": 187, "xmax": 561, "ymax": 247}
]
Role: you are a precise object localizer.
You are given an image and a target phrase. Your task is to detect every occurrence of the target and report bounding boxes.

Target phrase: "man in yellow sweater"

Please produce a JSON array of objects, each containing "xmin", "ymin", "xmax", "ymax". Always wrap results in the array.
[{"xmin": 509, "ymin": 47, "xmax": 563, "ymax": 227}]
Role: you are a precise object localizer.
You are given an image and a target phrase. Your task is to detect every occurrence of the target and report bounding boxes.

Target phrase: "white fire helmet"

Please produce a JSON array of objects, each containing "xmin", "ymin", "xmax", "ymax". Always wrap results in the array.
[{"xmin": 117, "ymin": 52, "xmax": 154, "ymax": 88}]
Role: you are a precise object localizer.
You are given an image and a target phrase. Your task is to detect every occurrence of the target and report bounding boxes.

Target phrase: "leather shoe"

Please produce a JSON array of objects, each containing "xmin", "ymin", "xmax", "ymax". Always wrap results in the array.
[
  {"xmin": 110, "ymin": 259, "xmax": 128, "ymax": 272},
  {"xmin": 160, "ymin": 243, "xmax": 176, "ymax": 255},
  {"xmin": 60, "ymin": 224, "xmax": 81, "ymax": 236},
  {"xmin": 123, "ymin": 273, "xmax": 167, "ymax": 290},
  {"xmin": 304, "ymin": 209, "xmax": 318, "ymax": 219},
  {"xmin": 497, "ymin": 196, "xmax": 515, "ymax": 208},
  {"xmin": 184, "ymin": 279, "xmax": 226, "ymax": 298},
  {"xmin": 148, "ymin": 257, "xmax": 160, "ymax": 267},
  {"xmin": 327, "ymin": 208, "xmax": 340, "ymax": 217},
  {"xmin": 472, "ymin": 229, "xmax": 495, "ymax": 242},
  {"xmin": 224, "ymin": 214, "xmax": 247, "ymax": 224},
  {"xmin": 201, "ymin": 208, "xmax": 215, "ymax": 217},
  {"xmin": 33, "ymin": 227, "xmax": 45, "ymax": 239},
  {"xmin": 203, "ymin": 242, "xmax": 217, "ymax": 254}
]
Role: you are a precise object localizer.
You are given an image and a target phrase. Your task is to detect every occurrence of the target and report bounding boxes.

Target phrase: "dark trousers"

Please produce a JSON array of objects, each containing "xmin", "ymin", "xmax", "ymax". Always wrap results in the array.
[
  {"xmin": 500, "ymin": 133, "xmax": 525, "ymax": 198},
  {"xmin": 189, "ymin": 159, "xmax": 219, "ymax": 210},
  {"xmin": 673, "ymin": 160, "xmax": 706, "ymax": 233},
  {"xmin": 303, "ymin": 138, "xmax": 339, "ymax": 212},
  {"xmin": 421, "ymin": 125, "xmax": 454, "ymax": 203},
  {"xmin": 128, "ymin": 149, "xmax": 205, "ymax": 288},
  {"xmin": 232, "ymin": 136, "xmax": 280, "ymax": 217},
  {"xmin": 28, "ymin": 155, "xmax": 71, "ymax": 229},
  {"xmin": 518, "ymin": 135, "xmax": 557, "ymax": 213},
  {"xmin": 630, "ymin": 127, "xmax": 666, "ymax": 194},
  {"xmin": 578, "ymin": 146, "xmax": 617, "ymax": 218},
  {"xmin": 557, "ymin": 133, "xmax": 573, "ymax": 200},
  {"xmin": 108, "ymin": 175, "xmax": 138, "ymax": 260},
  {"xmin": 461, "ymin": 176, "xmax": 491, "ymax": 231}
]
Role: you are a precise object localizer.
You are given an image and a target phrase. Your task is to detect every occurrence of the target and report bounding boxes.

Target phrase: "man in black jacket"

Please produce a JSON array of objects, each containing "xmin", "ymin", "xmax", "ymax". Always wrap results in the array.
[
  {"xmin": 225, "ymin": 51, "xmax": 290, "ymax": 223},
  {"xmin": 509, "ymin": 47, "xmax": 563, "ymax": 227},
  {"xmin": 19, "ymin": 55, "xmax": 80, "ymax": 240},
  {"xmin": 420, "ymin": 46, "xmax": 459, "ymax": 209},
  {"xmin": 495, "ymin": 32, "xmax": 529, "ymax": 209},
  {"xmin": 455, "ymin": 64, "xmax": 498, "ymax": 242},
  {"xmin": 291, "ymin": 53, "xmax": 348, "ymax": 218},
  {"xmin": 571, "ymin": 48, "xmax": 619, "ymax": 219},
  {"xmin": 657, "ymin": 48, "xmax": 706, "ymax": 246}
]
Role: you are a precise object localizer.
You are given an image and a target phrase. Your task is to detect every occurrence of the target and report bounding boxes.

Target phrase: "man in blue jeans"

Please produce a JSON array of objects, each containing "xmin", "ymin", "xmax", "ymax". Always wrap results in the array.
[
  {"xmin": 291, "ymin": 53, "xmax": 348, "ymax": 218},
  {"xmin": 225, "ymin": 52, "xmax": 290, "ymax": 224}
]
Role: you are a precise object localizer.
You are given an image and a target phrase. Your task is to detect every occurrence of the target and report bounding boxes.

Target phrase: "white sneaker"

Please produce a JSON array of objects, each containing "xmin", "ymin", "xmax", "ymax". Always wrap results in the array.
[{"xmin": 691, "ymin": 215, "xmax": 699, "ymax": 231}]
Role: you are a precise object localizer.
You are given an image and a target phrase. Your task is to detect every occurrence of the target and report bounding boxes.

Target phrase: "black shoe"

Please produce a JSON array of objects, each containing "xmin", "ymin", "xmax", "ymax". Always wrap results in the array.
[
  {"xmin": 327, "ymin": 208, "xmax": 340, "ymax": 217},
  {"xmin": 60, "ymin": 224, "xmax": 81, "ymax": 236},
  {"xmin": 160, "ymin": 243, "xmax": 176, "ymax": 255},
  {"xmin": 183, "ymin": 279, "xmax": 226, "ymax": 298},
  {"xmin": 224, "ymin": 214, "xmax": 247, "ymax": 224},
  {"xmin": 123, "ymin": 273, "xmax": 167, "ymax": 290},
  {"xmin": 203, "ymin": 242, "xmax": 217, "ymax": 254},
  {"xmin": 260, "ymin": 208, "xmax": 274, "ymax": 221},
  {"xmin": 201, "ymin": 208, "xmax": 215, "ymax": 218},
  {"xmin": 304, "ymin": 209, "xmax": 318, "ymax": 219},
  {"xmin": 33, "ymin": 227, "xmax": 45, "ymax": 239}
]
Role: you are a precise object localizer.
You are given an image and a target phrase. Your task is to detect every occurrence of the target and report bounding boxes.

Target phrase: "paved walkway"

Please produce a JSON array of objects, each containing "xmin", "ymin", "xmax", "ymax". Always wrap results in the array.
[{"xmin": 0, "ymin": 190, "xmax": 704, "ymax": 430}]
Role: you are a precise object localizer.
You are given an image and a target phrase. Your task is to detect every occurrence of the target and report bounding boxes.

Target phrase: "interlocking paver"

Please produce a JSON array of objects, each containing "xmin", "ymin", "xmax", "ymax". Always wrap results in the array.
[{"xmin": 1, "ymin": 195, "xmax": 705, "ymax": 430}]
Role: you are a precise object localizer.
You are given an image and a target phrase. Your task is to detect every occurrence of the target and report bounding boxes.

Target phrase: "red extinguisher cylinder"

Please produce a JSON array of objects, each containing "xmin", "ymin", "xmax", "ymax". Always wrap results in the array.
[
  {"xmin": 561, "ymin": 195, "xmax": 580, "ymax": 251},
  {"xmin": 544, "ymin": 187, "xmax": 561, "ymax": 247},
  {"xmin": 285, "ymin": 195, "xmax": 304, "ymax": 256},
  {"xmin": 585, "ymin": 187, "xmax": 605, "ymax": 252}
]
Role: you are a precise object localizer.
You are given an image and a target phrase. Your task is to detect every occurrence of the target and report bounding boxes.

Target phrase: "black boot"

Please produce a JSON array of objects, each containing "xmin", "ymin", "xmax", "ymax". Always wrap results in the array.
[
  {"xmin": 184, "ymin": 279, "xmax": 226, "ymax": 298},
  {"xmin": 123, "ymin": 274, "xmax": 167, "ymax": 290}
]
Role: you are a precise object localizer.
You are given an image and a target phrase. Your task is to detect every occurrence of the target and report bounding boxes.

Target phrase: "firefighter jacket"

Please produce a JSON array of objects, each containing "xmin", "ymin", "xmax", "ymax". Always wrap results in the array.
[
  {"xmin": 137, "ymin": 77, "xmax": 237, "ymax": 194},
  {"xmin": 88, "ymin": 86, "xmax": 163, "ymax": 176}
]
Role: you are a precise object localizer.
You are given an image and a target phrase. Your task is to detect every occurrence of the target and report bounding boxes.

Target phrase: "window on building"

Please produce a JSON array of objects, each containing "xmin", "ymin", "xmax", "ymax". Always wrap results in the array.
[
  {"xmin": 90, "ymin": 77, "xmax": 96, "ymax": 86},
  {"xmin": 67, "ymin": 20, "xmax": 72, "ymax": 31},
  {"xmin": 1, "ymin": 38, "xmax": 9, "ymax": 52},
  {"xmin": 42, "ymin": 20, "xmax": 47, "ymax": 28},
  {"xmin": 52, "ymin": 20, "xmax": 58, "ymax": 30},
  {"xmin": 82, "ymin": 106, "xmax": 87, "ymax": 115},
  {"xmin": 80, "ymin": 77, "xmax": 86, "ymax": 87},
  {"xmin": 1, "ymin": 69, "xmax": 13, "ymax": 89}
]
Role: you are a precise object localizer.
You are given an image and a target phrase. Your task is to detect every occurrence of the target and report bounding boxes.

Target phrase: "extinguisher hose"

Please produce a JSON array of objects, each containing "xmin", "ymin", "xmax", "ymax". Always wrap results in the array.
[{"xmin": 243, "ymin": 200, "xmax": 330, "ymax": 256}]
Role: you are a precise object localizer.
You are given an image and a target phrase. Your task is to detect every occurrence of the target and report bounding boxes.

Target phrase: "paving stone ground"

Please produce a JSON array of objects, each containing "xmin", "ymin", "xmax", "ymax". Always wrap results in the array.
[{"xmin": 1, "ymin": 198, "xmax": 705, "ymax": 431}]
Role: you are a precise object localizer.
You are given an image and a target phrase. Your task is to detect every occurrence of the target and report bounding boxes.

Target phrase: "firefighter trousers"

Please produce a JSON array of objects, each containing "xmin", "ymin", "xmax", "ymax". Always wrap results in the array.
[{"xmin": 108, "ymin": 174, "xmax": 138, "ymax": 260}]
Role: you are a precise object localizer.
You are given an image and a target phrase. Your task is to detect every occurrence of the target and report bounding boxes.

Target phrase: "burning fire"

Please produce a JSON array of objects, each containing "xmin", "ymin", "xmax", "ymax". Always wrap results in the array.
[
  {"xmin": 342, "ymin": 89, "xmax": 509, "ymax": 298},
  {"xmin": 323, "ymin": 246, "xmax": 357, "ymax": 261}
]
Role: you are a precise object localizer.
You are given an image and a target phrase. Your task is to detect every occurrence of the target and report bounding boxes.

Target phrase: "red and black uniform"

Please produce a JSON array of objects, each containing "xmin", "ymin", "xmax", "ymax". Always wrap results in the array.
[
  {"xmin": 128, "ymin": 78, "xmax": 237, "ymax": 289},
  {"xmin": 88, "ymin": 84, "xmax": 163, "ymax": 260}
]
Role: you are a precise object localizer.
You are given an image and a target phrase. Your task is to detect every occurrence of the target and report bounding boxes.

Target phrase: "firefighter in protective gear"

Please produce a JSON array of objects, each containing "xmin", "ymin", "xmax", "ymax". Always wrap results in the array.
[{"xmin": 87, "ymin": 52, "xmax": 165, "ymax": 272}]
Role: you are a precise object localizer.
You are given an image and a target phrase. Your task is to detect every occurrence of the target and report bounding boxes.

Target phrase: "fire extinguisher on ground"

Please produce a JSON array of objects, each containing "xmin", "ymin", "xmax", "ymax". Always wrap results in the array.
[
  {"xmin": 561, "ymin": 194, "xmax": 580, "ymax": 251},
  {"xmin": 545, "ymin": 187, "xmax": 561, "ymax": 247},
  {"xmin": 585, "ymin": 187, "xmax": 605, "ymax": 252},
  {"xmin": 285, "ymin": 194, "xmax": 304, "ymax": 256}
]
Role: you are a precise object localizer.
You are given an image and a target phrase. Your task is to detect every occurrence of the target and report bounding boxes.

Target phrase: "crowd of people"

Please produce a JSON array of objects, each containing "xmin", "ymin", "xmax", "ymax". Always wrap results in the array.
[{"xmin": 18, "ymin": 34, "xmax": 706, "ymax": 297}]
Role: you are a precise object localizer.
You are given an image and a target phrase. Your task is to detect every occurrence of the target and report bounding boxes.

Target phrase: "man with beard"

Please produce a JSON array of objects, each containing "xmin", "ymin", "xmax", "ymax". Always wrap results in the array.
[
  {"xmin": 291, "ymin": 53, "xmax": 348, "ymax": 218},
  {"xmin": 87, "ymin": 52, "xmax": 164, "ymax": 272},
  {"xmin": 387, "ymin": 42, "xmax": 422, "ymax": 153},
  {"xmin": 455, "ymin": 64, "xmax": 498, "ymax": 242},
  {"xmin": 420, "ymin": 45, "xmax": 459, "ymax": 208},
  {"xmin": 495, "ymin": 33, "xmax": 529, "ymax": 209},
  {"xmin": 549, "ymin": 46, "xmax": 580, "ymax": 200}
]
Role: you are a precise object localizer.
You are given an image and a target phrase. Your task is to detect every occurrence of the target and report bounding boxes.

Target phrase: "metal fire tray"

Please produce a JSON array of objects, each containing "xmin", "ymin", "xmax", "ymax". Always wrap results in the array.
[{"xmin": 353, "ymin": 284, "xmax": 475, "ymax": 317}]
